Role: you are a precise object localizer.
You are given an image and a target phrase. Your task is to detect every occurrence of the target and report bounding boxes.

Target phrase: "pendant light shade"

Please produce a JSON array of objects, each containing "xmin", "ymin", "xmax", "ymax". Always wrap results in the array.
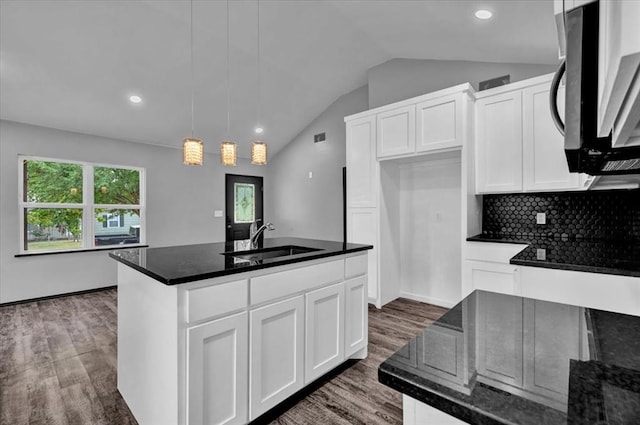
[
  {"xmin": 251, "ymin": 141, "xmax": 267, "ymax": 165},
  {"xmin": 183, "ymin": 138, "xmax": 204, "ymax": 165},
  {"xmin": 220, "ymin": 141, "xmax": 237, "ymax": 166}
]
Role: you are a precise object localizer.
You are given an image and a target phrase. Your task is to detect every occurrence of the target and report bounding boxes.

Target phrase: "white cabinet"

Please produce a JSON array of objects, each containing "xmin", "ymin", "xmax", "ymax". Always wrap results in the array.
[
  {"xmin": 463, "ymin": 260, "xmax": 521, "ymax": 297},
  {"xmin": 344, "ymin": 276, "xmax": 368, "ymax": 358},
  {"xmin": 187, "ymin": 312, "xmax": 248, "ymax": 425},
  {"xmin": 597, "ymin": 0, "xmax": 640, "ymax": 147},
  {"xmin": 416, "ymin": 93, "xmax": 463, "ymax": 153},
  {"xmin": 304, "ymin": 282, "xmax": 345, "ymax": 384},
  {"xmin": 249, "ymin": 296, "xmax": 304, "ymax": 420},
  {"xmin": 347, "ymin": 208, "xmax": 378, "ymax": 304},
  {"xmin": 522, "ymin": 84, "xmax": 582, "ymax": 191},
  {"xmin": 475, "ymin": 90, "xmax": 523, "ymax": 193},
  {"xmin": 476, "ymin": 74, "xmax": 587, "ymax": 194},
  {"xmin": 376, "ymin": 105, "xmax": 416, "ymax": 158},
  {"xmin": 346, "ymin": 115, "xmax": 377, "ymax": 208}
]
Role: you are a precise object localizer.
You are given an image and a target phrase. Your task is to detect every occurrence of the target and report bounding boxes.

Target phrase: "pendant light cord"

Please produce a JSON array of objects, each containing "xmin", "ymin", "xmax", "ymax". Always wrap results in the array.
[
  {"xmin": 190, "ymin": 0, "xmax": 195, "ymax": 138},
  {"xmin": 226, "ymin": 0, "xmax": 231, "ymax": 138},
  {"xmin": 257, "ymin": 0, "xmax": 261, "ymax": 128}
]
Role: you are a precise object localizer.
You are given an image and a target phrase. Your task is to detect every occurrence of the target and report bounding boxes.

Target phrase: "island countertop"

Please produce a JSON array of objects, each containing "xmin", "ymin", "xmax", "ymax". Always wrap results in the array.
[
  {"xmin": 378, "ymin": 290, "xmax": 640, "ymax": 424},
  {"xmin": 108, "ymin": 237, "xmax": 373, "ymax": 285}
]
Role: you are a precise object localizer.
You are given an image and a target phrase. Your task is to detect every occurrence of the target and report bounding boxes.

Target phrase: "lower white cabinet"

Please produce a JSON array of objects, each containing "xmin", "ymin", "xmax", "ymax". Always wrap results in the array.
[
  {"xmin": 463, "ymin": 260, "xmax": 521, "ymax": 297},
  {"xmin": 187, "ymin": 312, "xmax": 248, "ymax": 425},
  {"xmin": 344, "ymin": 276, "xmax": 368, "ymax": 358},
  {"xmin": 249, "ymin": 295, "xmax": 305, "ymax": 420},
  {"xmin": 305, "ymin": 283, "xmax": 345, "ymax": 384}
]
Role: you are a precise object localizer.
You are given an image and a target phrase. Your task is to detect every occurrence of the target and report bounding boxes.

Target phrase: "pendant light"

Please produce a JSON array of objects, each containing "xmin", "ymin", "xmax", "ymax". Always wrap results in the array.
[
  {"xmin": 251, "ymin": 0, "xmax": 267, "ymax": 165},
  {"xmin": 220, "ymin": 0, "xmax": 237, "ymax": 166},
  {"xmin": 183, "ymin": 0, "xmax": 204, "ymax": 166}
]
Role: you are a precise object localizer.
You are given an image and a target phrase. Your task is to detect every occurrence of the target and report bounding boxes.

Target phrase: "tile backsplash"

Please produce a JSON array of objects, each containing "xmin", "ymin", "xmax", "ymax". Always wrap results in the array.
[{"xmin": 482, "ymin": 189, "xmax": 640, "ymax": 242}]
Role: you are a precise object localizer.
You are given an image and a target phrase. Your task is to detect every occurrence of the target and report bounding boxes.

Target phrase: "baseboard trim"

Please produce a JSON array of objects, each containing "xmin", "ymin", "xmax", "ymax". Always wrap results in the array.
[
  {"xmin": 0, "ymin": 285, "xmax": 117, "ymax": 307},
  {"xmin": 400, "ymin": 291, "xmax": 456, "ymax": 309}
]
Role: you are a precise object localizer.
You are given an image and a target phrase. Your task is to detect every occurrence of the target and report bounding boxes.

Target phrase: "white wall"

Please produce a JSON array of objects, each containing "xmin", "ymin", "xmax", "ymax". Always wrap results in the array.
[
  {"xmin": 265, "ymin": 85, "xmax": 368, "ymax": 241},
  {"xmin": 368, "ymin": 58, "xmax": 557, "ymax": 108},
  {"xmin": 398, "ymin": 154, "xmax": 462, "ymax": 307},
  {"xmin": 0, "ymin": 120, "xmax": 265, "ymax": 303}
]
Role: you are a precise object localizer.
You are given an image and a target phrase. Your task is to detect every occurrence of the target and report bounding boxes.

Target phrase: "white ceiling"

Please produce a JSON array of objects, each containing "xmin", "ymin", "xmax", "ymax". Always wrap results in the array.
[{"xmin": 0, "ymin": 0, "xmax": 559, "ymax": 159}]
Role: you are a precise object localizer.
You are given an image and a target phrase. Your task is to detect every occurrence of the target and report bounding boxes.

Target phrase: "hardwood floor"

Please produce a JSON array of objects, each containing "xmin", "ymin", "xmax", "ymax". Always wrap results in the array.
[{"xmin": 0, "ymin": 289, "xmax": 447, "ymax": 425}]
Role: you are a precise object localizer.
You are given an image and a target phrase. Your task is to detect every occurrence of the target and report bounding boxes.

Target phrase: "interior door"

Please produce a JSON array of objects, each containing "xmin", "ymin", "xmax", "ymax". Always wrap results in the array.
[{"xmin": 225, "ymin": 174, "xmax": 264, "ymax": 242}]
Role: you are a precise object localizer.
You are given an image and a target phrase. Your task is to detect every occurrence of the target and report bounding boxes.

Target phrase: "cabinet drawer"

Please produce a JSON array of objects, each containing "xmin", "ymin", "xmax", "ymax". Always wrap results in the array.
[
  {"xmin": 250, "ymin": 259, "xmax": 344, "ymax": 305},
  {"xmin": 345, "ymin": 254, "xmax": 367, "ymax": 279},
  {"xmin": 185, "ymin": 279, "xmax": 248, "ymax": 324}
]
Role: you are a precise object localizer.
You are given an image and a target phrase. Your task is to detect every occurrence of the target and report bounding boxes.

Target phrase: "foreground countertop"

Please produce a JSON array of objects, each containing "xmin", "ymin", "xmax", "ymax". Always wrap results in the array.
[
  {"xmin": 467, "ymin": 234, "xmax": 640, "ymax": 278},
  {"xmin": 379, "ymin": 290, "xmax": 640, "ymax": 424},
  {"xmin": 109, "ymin": 237, "xmax": 372, "ymax": 285}
]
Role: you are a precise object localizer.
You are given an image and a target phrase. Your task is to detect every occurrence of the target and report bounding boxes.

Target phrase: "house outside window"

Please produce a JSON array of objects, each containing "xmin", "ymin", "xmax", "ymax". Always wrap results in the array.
[{"xmin": 19, "ymin": 156, "xmax": 145, "ymax": 253}]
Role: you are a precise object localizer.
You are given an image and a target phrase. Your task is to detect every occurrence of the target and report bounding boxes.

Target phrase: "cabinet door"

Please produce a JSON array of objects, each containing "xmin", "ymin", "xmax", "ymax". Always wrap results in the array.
[
  {"xmin": 476, "ymin": 91, "xmax": 523, "ymax": 193},
  {"xmin": 346, "ymin": 115, "xmax": 377, "ymax": 208},
  {"xmin": 347, "ymin": 208, "xmax": 378, "ymax": 304},
  {"xmin": 344, "ymin": 276, "xmax": 368, "ymax": 358},
  {"xmin": 305, "ymin": 282, "xmax": 345, "ymax": 384},
  {"xmin": 523, "ymin": 83, "xmax": 581, "ymax": 191},
  {"xmin": 187, "ymin": 312, "xmax": 248, "ymax": 425},
  {"xmin": 416, "ymin": 94, "xmax": 462, "ymax": 153},
  {"xmin": 463, "ymin": 260, "xmax": 520, "ymax": 297},
  {"xmin": 249, "ymin": 296, "xmax": 304, "ymax": 420},
  {"xmin": 376, "ymin": 105, "xmax": 416, "ymax": 158},
  {"xmin": 476, "ymin": 291, "xmax": 524, "ymax": 388}
]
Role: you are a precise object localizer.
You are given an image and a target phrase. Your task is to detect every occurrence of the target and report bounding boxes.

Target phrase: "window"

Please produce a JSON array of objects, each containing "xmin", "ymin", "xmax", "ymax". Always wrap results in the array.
[
  {"xmin": 19, "ymin": 156, "xmax": 145, "ymax": 253},
  {"xmin": 234, "ymin": 182, "xmax": 255, "ymax": 223}
]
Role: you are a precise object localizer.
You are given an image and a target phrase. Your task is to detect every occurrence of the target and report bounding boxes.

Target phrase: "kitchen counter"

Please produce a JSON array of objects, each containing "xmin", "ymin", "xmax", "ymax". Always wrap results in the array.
[
  {"xmin": 109, "ymin": 237, "xmax": 372, "ymax": 284},
  {"xmin": 467, "ymin": 234, "xmax": 640, "ymax": 278},
  {"xmin": 378, "ymin": 290, "xmax": 640, "ymax": 425}
]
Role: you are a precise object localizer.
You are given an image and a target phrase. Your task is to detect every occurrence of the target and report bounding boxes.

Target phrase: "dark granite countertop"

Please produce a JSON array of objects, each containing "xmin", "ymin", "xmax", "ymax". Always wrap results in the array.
[
  {"xmin": 109, "ymin": 237, "xmax": 372, "ymax": 285},
  {"xmin": 379, "ymin": 290, "xmax": 640, "ymax": 425},
  {"xmin": 467, "ymin": 234, "xmax": 640, "ymax": 278}
]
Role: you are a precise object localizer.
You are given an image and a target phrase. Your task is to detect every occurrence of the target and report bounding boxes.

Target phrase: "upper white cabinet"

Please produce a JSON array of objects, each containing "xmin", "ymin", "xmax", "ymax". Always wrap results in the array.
[
  {"xmin": 377, "ymin": 105, "xmax": 416, "ymax": 158},
  {"xmin": 416, "ymin": 93, "xmax": 463, "ymax": 153},
  {"xmin": 476, "ymin": 90, "xmax": 523, "ymax": 193},
  {"xmin": 346, "ymin": 115, "xmax": 377, "ymax": 208},
  {"xmin": 597, "ymin": 0, "xmax": 640, "ymax": 147},
  {"xmin": 476, "ymin": 74, "xmax": 588, "ymax": 194}
]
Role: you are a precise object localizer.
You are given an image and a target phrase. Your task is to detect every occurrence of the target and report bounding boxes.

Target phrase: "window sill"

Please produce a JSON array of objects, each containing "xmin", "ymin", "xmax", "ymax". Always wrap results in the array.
[{"xmin": 15, "ymin": 244, "xmax": 149, "ymax": 258}]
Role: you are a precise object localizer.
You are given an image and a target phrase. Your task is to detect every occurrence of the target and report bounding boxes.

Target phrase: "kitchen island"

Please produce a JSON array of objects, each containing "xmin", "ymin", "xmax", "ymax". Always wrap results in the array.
[
  {"xmin": 109, "ymin": 237, "xmax": 372, "ymax": 425},
  {"xmin": 379, "ymin": 290, "xmax": 640, "ymax": 424}
]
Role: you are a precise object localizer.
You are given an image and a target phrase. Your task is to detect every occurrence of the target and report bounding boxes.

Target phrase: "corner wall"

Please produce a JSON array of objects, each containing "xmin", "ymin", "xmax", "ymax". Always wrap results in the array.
[
  {"xmin": 368, "ymin": 58, "xmax": 557, "ymax": 108},
  {"xmin": 265, "ymin": 85, "xmax": 368, "ymax": 241},
  {"xmin": 0, "ymin": 120, "xmax": 265, "ymax": 303}
]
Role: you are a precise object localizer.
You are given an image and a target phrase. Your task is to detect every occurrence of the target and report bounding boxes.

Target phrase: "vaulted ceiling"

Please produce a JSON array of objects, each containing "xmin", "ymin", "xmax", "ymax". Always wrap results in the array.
[{"xmin": 0, "ymin": 0, "xmax": 559, "ymax": 158}]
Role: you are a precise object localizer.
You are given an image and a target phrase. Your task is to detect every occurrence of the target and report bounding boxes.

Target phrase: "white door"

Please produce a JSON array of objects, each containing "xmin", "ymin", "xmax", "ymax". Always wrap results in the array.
[
  {"xmin": 416, "ymin": 93, "xmax": 462, "ymax": 153},
  {"xmin": 249, "ymin": 296, "xmax": 304, "ymax": 420},
  {"xmin": 476, "ymin": 91, "xmax": 523, "ymax": 193},
  {"xmin": 523, "ymin": 83, "xmax": 581, "ymax": 191},
  {"xmin": 344, "ymin": 276, "xmax": 368, "ymax": 358},
  {"xmin": 187, "ymin": 312, "xmax": 248, "ymax": 425},
  {"xmin": 377, "ymin": 105, "xmax": 416, "ymax": 158},
  {"xmin": 346, "ymin": 115, "xmax": 377, "ymax": 208},
  {"xmin": 304, "ymin": 282, "xmax": 345, "ymax": 384}
]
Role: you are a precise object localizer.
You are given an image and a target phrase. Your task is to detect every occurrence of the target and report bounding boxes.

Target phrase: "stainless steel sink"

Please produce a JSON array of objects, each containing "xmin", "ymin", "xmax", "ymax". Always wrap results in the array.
[{"xmin": 222, "ymin": 245, "xmax": 322, "ymax": 261}]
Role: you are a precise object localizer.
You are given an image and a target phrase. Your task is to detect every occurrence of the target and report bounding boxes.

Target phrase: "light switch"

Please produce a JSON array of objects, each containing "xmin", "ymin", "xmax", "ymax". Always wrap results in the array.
[
  {"xmin": 536, "ymin": 212, "xmax": 546, "ymax": 225},
  {"xmin": 536, "ymin": 249, "xmax": 546, "ymax": 261},
  {"xmin": 214, "ymin": 210, "xmax": 223, "ymax": 218}
]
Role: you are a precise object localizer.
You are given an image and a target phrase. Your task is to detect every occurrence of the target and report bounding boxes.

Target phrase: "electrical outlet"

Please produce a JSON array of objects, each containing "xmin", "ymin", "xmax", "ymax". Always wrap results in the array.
[
  {"xmin": 308, "ymin": 171, "xmax": 313, "ymax": 179},
  {"xmin": 214, "ymin": 210, "xmax": 223, "ymax": 218},
  {"xmin": 536, "ymin": 212, "xmax": 546, "ymax": 225},
  {"xmin": 536, "ymin": 249, "xmax": 546, "ymax": 261}
]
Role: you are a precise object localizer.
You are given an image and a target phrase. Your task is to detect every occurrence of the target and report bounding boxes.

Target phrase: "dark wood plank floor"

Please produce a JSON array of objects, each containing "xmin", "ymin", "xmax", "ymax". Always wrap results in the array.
[{"xmin": 0, "ymin": 288, "xmax": 447, "ymax": 425}]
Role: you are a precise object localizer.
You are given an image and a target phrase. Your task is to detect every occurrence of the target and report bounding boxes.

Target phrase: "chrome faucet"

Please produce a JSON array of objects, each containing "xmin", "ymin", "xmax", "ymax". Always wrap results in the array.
[{"xmin": 249, "ymin": 220, "xmax": 275, "ymax": 249}]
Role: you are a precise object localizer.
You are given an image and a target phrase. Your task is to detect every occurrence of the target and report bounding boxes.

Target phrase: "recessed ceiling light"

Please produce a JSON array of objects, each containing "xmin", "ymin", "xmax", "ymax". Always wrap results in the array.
[
  {"xmin": 129, "ymin": 95, "xmax": 142, "ymax": 104},
  {"xmin": 255, "ymin": 127, "xmax": 264, "ymax": 134},
  {"xmin": 475, "ymin": 10, "xmax": 493, "ymax": 20}
]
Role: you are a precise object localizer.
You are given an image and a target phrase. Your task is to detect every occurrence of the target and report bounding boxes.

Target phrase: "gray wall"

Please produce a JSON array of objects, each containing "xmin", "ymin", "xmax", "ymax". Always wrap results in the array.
[
  {"xmin": 368, "ymin": 58, "xmax": 557, "ymax": 108},
  {"xmin": 265, "ymin": 86, "xmax": 369, "ymax": 241},
  {"xmin": 0, "ymin": 120, "xmax": 265, "ymax": 303}
]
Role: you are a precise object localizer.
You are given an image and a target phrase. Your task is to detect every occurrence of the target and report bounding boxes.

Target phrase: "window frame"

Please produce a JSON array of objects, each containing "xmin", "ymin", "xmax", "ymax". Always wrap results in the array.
[{"xmin": 18, "ymin": 155, "xmax": 146, "ymax": 254}]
